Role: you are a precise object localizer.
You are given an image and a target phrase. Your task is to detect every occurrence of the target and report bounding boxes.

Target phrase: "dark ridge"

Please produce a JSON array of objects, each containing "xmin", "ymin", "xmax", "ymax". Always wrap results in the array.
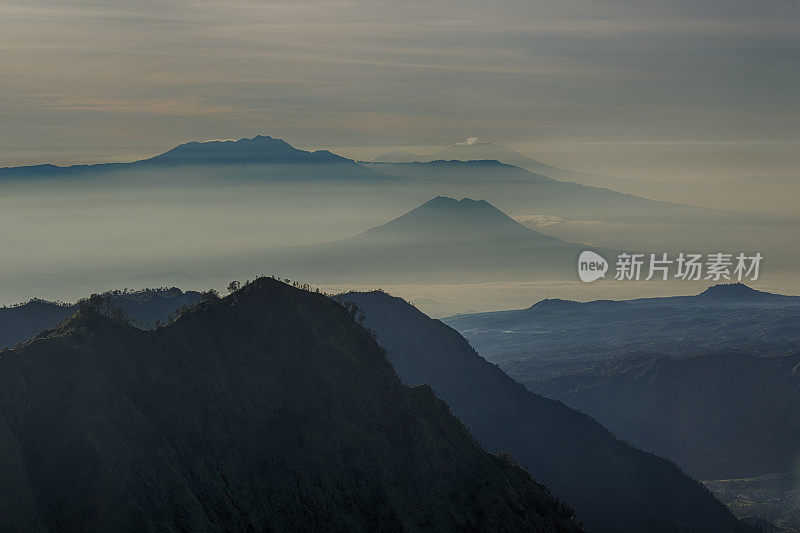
[
  {"xmin": 0, "ymin": 278, "xmax": 580, "ymax": 531},
  {"xmin": 0, "ymin": 287, "xmax": 202, "ymax": 350}
]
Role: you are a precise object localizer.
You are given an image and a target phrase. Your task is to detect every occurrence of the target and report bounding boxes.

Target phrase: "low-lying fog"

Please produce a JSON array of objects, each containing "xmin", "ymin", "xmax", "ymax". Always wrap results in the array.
[{"xmin": 3, "ymin": 169, "xmax": 799, "ymax": 314}]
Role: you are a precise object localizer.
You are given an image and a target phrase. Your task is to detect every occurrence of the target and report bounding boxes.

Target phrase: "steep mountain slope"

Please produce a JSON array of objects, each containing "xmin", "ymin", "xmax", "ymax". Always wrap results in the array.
[
  {"xmin": 0, "ymin": 278, "xmax": 580, "ymax": 531},
  {"xmin": 0, "ymin": 288, "xmax": 202, "ymax": 349},
  {"xmin": 530, "ymin": 351, "xmax": 800, "ymax": 529},
  {"xmin": 443, "ymin": 284, "xmax": 800, "ymax": 379},
  {"xmin": 531, "ymin": 352, "xmax": 800, "ymax": 480},
  {"xmin": 341, "ymin": 290, "xmax": 750, "ymax": 533},
  {"xmin": 244, "ymin": 196, "xmax": 603, "ymax": 284}
]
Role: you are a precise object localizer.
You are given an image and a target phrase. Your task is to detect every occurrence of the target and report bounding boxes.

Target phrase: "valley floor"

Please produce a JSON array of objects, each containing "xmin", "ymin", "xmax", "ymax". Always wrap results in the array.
[{"xmin": 705, "ymin": 470, "xmax": 800, "ymax": 532}]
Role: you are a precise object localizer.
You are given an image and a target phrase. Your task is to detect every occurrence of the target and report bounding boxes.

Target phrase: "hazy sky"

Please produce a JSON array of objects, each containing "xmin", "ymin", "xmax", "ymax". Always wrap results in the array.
[{"xmin": 2, "ymin": 0, "xmax": 798, "ymax": 181}]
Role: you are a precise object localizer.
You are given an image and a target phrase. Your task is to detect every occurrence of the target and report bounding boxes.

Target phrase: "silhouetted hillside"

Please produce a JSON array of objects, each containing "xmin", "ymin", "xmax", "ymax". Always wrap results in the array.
[
  {"xmin": 0, "ymin": 278, "xmax": 580, "ymax": 531},
  {"xmin": 0, "ymin": 288, "xmax": 202, "ymax": 349},
  {"xmin": 531, "ymin": 350, "xmax": 800, "ymax": 528},
  {"xmin": 531, "ymin": 351, "xmax": 800, "ymax": 480},
  {"xmin": 341, "ymin": 290, "xmax": 750, "ymax": 533}
]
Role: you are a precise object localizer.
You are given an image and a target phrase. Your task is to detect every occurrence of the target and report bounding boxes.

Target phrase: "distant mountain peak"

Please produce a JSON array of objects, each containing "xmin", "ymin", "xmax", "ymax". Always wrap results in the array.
[
  {"xmin": 357, "ymin": 196, "xmax": 571, "ymax": 248},
  {"xmin": 698, "ymin": 283, "xmax": 762, "ymax": 300},
  {"xmin": 423, "ymin": 196, "xmax": 493, "ymax": 208},
  {"xmin": 145, "ymin": 135, "xmax": 348, "ymax": 165},
  {"xmin": 394, "ymin": 196, "xmax": 522, "ymax": 228},
  {"xmin": 527, "ymin": 298, "xmax": 582, "ymax": 311}
]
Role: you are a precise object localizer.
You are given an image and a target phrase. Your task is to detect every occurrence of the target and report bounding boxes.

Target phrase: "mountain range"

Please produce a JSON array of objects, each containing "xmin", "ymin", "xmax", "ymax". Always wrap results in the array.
[
  {"xmin": 437, "ymin": 282, "xmax": 800, "ymax": 528},
  {"xmin": 0, "ymin": 135, "xmax": 387, "ymax": 183},
  {"xmin": 0, "ymin": 277, "xmax": 774, "ymax": 530},
  {"xmin": 0, "ymin": 135, "xmax": 727, "ymax": 224},
  {"xmin": 443, "ymin": 283, "xmax": 800, "ymax": 378},
  {"xmin": 341, "ymin": 289, "xmax": 751, "ymax": 533},
  {"xmin": 0, "ymin": 278, "xmax": 581, "ymax": 531}
]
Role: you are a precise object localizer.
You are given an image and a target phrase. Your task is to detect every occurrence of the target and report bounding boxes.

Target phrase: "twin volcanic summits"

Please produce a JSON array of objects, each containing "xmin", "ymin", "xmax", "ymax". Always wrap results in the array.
[
  {"xmin": 144, "ymin": 135, "xmax": 348, "ymax": 165},
  {"xmin": 0, "ymin": 135, "xmax": 386, "ymax": 182}
]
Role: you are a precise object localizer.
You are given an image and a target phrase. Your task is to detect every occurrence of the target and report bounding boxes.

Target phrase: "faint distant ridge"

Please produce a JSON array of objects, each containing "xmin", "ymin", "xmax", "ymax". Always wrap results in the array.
[
  {"xmin": 144, "ymin": 135, "xmax": 348, "ymax": 165},
  {"xmin": 518, "ymin": 283, "xmax": 800, "ymax": 309},
  {"xmin": 373, "ymin": 138, "xmax": 630, "ymax": 185},
  {"xmin": 371, "ymin": 150, "xmax": 421, "ymax": 163}
]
